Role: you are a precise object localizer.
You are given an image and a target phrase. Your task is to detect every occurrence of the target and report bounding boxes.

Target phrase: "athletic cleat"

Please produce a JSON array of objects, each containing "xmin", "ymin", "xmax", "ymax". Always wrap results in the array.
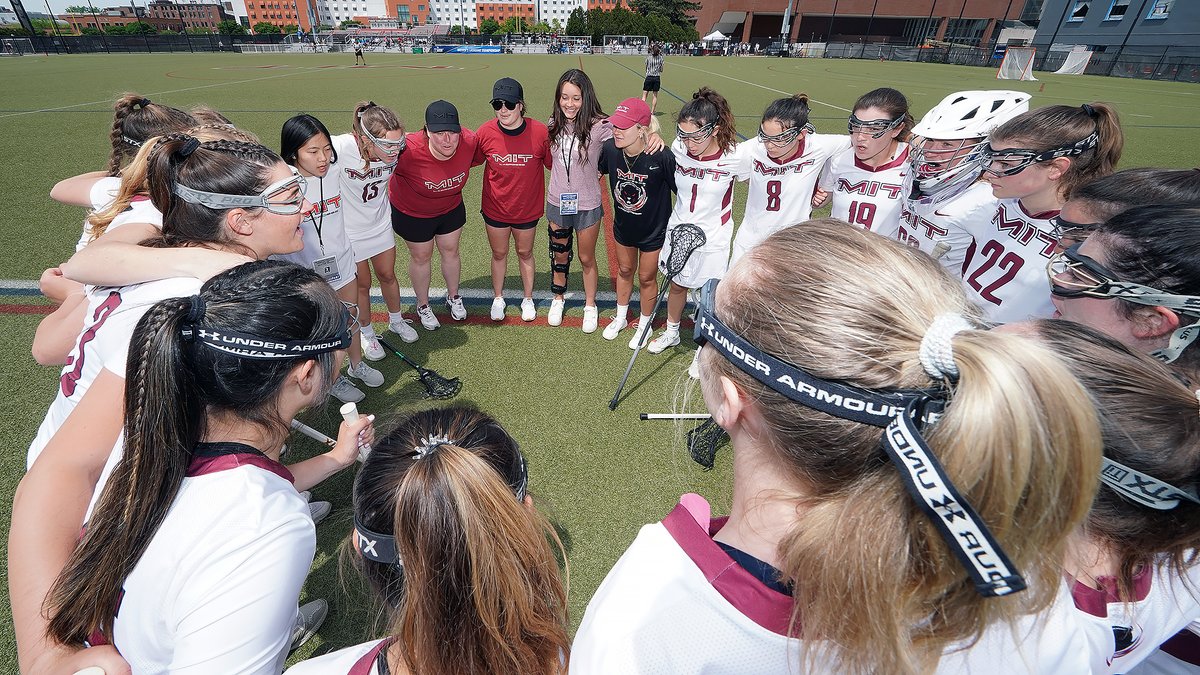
[
  {"xmin": 647, "ymin": 329, "xmax": 680, "ymax": 354},
  {"xmin": 289, "ymin": 599, "xmax": 328, "ymax": 652},
  {"xmin": 521, "ymin": 297, "xmax": 536, "ymax": 322},
  {"xmin": 448, "ymin": 295, "xmax": 467, "ymax": 321},
  {"xmin": 361, "ymin": 334, "xmax": 385, "ymax": 361},
  {"xmin": 687, "ymin": 349, "xmax": 701, "ymax": 379},
  {"xmin": 388, "ymin": 317, "xmax": 419, "ymax": 343},
  {"xmin": 582, "ymin": 305, "xmax": 599, "ymax": 333},
  {"xmin": 628, "ymin": 322, "xmax": 653, "ymax": 350},
  {"xmin": 331, "ymin": 376, "xmax": 365, "ymax": 403},
  {"xmin": 603, "ymin": 315, "xmax": 628, "ymax": 340},
  {"xmin": 548, "ymin": 297, "xmax": 565, "ymax": 326},
  {"xmin": 308, "ymin": 500, "xmax": 332, "ymax": 525},
  {"xmin": 416, "ymin": 304, "xmax": 440, "ymax": 331},
  {"xmin": 347, "ymin": 360, "xmax": 385, "ymax": 388},
  {"xmin": 490, "ymin": 296, "xmax": 506, "ymax": 321}
]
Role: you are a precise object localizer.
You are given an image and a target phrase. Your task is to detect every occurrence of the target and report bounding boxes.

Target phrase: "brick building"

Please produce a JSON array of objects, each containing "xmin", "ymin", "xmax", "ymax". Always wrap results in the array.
[
  {"xmin": 58, "ymin": 6, "xmax": 186, "ymax": 32},
  {"xmin": 145, "ymin": 0, "xmax": 234, "ymax": 30},
  {"xmin": 473, "ymin": 0, "xmax": 533, "ymax": 26},
  {"xmin": 383, "ymin": 0, "xmax": 432, "ymax": 27},
  {"xmin": 696, "ymin": 0, "xmax": 1026, "ymax": 47},
  {"xmin": 245, "ymin": 0, "xmax": 318, "ymax": 30}
]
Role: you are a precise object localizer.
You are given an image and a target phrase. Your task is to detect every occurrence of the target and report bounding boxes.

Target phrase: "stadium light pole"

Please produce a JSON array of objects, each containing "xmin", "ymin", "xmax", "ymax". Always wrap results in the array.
[{"xmin": 86, "ymin": 0, "xmax": 111, "ymax": 51}]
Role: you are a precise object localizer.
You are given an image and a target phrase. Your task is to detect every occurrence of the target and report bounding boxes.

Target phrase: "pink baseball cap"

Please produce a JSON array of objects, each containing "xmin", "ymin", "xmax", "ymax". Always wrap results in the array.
[{"xmin": 610, "ymin": 97, "xmax": 652, "ymax": 129}]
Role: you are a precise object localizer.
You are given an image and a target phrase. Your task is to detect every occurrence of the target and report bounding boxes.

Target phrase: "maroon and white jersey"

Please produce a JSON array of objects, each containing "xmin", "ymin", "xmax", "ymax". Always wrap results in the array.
[
  {"xmin": 571, "ymin": 493, "xmax": 1091, "ymax": 674},
  {"xmin": 664, "ymin": 139, "xmax": 746, "ymax": 288},
  {"xmin": 818, "ymin": 144, "xmax": 909, "ymax": 239},
  {"xmin": 731, "ymin": 134, "xmax": 848, "ymax": 263},
  {"xmin": 332, "ymin": 133, "xmax": 395, "ymax": 237},
  {"xmin": 107, "ymin": 444, "xmax": 315, "ymax": 674},
  {"xmin": 285, "ymin": 638, "xmax": 389, "ymax": 674},
  {"xmin": 959, "ymin": 198, "xmax": 1058, "ymax": 323},
  {"xmin": 1072, "ymin": 562, "xmax": 1200, "ymax": 675},
  {"xmin": 896, "ymin": 182, "xmax": 997, "ymax": 276}
]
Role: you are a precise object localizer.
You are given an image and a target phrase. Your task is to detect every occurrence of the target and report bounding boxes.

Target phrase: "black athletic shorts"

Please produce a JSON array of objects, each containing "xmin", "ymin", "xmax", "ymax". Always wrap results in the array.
[
  {"xmin": 614, "ymin": 220, "xmax": 666, "ymax": 253},
  {"xmin": 643, "ymin": 75, "xmax": 661, "ymax": 92},
  {"xmin": 482, "ymin": 212, "xmax": 539, "ymax": 231},
  {"xmin": 391, "ymin": 201, "xmax": 466, "ymax": 243}
]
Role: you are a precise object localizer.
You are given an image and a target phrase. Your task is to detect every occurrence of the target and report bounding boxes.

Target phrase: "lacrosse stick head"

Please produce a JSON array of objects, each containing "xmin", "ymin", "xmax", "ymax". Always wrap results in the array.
[
  {"xmin": 417, "ymin": 369, "xmax": 462, "ymax": 400},
  {"xmin": 687, "ymin": 418, "xmax": 728, "ymax": 470},
  {"xmin": 664, "ymin": 224, "xmax": 707, "ymax": 280}
]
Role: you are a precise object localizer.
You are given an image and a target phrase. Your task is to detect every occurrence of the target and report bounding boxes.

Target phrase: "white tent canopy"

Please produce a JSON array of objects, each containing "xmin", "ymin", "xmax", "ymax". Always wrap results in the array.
[{"xmin": 702, "ymin": 30, "xmax": 728, "ymax": 41}]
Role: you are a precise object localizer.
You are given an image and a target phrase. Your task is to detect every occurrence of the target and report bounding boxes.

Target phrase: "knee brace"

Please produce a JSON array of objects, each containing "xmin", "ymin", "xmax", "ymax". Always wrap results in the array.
[{"xmin": 548, "ymin": 226, "xmax": 574, "ymax": 295}]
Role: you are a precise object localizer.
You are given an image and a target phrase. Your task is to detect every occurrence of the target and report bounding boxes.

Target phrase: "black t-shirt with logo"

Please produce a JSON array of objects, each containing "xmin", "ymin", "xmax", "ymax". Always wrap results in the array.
[{"xmin": 598, "ymin": 138, "xmax": 677, "ymax": 250}]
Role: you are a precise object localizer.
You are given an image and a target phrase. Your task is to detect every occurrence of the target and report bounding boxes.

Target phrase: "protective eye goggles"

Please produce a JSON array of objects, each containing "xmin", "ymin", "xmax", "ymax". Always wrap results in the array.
[
  {"xmin": 756, "ymin": 123, "xmax": 809, "ymax": 146},
  {"xmin": 676, "ymin": 122, "xmax": 715, "ymax": 143},
  {"xmin": 357, "ymin": 113, "xmax": 406, "ymax": 156},
  {"xmin": 692, "ymin": 279, "xmax": 1027, "ymax": 598},
  {"xmin": 1048, "ymin": 214, "xmax": 1096, "ymax": 248},
  {"xmin": 1048, "ymin": 243, "xmax": 1200, "ymax": 309},
  {"xmin": 491, "ymin": 99, "xmax": 519, "ymax": 111},
  {"xmin": 848, "ymin": 114, "xmax": 902, "ymax": 139},
  {"xmin": 173, "ymin": 166, "xmax": 306, "ymax": 215},
  {"xmin": 353, "ymin": 444, "xmax": 529, "ymax": 571},
  {"xmin": 982, "ymin": 131, "xmax": 1100, "ymax": 177}
]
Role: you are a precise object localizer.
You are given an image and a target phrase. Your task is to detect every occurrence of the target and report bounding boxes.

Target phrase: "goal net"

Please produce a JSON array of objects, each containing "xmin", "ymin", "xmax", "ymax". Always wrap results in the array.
[
  {"xmin": 602, "ymin": 35, "xmax": 649, "ymax": 54},
  {"xmin": 1054, "ymin": 49, "xmax": 1092, "ymax": 75},
  {"xmin": 996, "ymin": 46, "xmax": 1037, "ymax": 80},
  {"xmin": 1, "ymin": 37, "xmax": 35, "ymax": 55}
]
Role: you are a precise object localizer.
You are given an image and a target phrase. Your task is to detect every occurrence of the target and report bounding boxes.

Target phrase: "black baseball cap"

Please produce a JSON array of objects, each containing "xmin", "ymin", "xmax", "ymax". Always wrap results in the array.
[
  {"xmin": 425, "ymin": 100, "xmax": 461, "ymax": 133},
  {"xmin": 492, "ymin": 77, "xmax": 524, "ymax": 104}
]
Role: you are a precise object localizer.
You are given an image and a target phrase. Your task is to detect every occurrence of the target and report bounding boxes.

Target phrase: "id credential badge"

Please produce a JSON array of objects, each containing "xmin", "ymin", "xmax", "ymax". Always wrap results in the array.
[
  {"xmin": 313, "ymin": 255, "xmax": 341, "ymax": 283},
  {"xmin": 559, "ymin": 193, "xmax": 579, "ymax": 216}
]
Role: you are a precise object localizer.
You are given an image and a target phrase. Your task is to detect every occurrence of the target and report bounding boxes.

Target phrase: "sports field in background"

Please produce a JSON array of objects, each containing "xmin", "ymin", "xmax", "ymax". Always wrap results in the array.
[{"xmin": 0, "ymin": 52, "xmax": 1196, "ymax": 668}]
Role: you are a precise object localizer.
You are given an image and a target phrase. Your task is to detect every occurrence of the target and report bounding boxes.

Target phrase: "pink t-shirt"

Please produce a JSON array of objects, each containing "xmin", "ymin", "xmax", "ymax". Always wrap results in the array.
[{"xmin": 546, "ymin": 118, "xmax": 612, "ymax": 211}]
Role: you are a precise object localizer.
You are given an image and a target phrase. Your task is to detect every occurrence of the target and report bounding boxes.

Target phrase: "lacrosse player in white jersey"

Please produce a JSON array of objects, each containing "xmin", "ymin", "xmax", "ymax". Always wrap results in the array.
[
  {"xmin": 966, "ymin": 102, "xmax": 1123, "ymax": 323},
  {"xmin": 897, "ymin": 90, "xmax": 1030, "ymax": 273},
  {"xmin": 648, "ymin": 87, "xmax": 747, "ymax": 377},
  {"xmin": 814, "ymin": 87, "xmax": 913, "ymax": 240},
  {"xmin": 728, "ymin": 93, "xmax": 848, "ymax": 264}
]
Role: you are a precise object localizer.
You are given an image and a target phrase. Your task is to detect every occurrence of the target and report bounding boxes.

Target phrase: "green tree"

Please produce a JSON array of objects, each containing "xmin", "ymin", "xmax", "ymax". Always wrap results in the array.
[
  {"xmin": 629, "ymin": 0, "xmax": 698, "ymax": 29},
  {"xmin": 217, "ymin": 19, "xmax": 245, "ymax": 34},
  {"xmin": 498, "ymin": 16, "xmax": 519, "ymax": 33},
  {"xmin": 282, "ymin": 22, "xmax": 298, "ymax": 33},
  {"xmin": 80, "ymin": 26, "xmax": 103, "ymax": 35},
  {"xmin": 339, "ymin": 19, "xmax": 361, "ymax": 28},
  {"xmin": 105, "ymin": 23, "xmax": 127, "ymax": 34},
  {"xmin": 565, "ymin": 7, "xmax": 585, "ymax": 36},
  {"xmin": 126, "ymin": 21, "xmax": 157, "ymax": 34},
  {"xmin": 253, "ymin": 21, "xmax": 280, "ymax": 34},
  {"xmin": 448, "ymin": 24, "xmax": 462, "ymax": 34},
  {"xmin": 317, "ymin": 23, "xmax": 333, "ymax": 31},
  {"xmin": 478, "ymin": 17, "xmax": 500, "ymax": 34},
  {"xmin": 64, "ymin": 5, "xmax": 91, "ymax": 13},
  {"xmin": 550, "ymin": 18, "xmax": 563, "ymax": 32}
]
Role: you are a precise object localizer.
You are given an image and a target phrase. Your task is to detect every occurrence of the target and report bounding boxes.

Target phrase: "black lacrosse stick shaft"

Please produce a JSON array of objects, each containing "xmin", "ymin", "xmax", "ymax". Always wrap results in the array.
[{"xmin": 377, "ymin": 336, "xmax": 462, "ymax": 399}]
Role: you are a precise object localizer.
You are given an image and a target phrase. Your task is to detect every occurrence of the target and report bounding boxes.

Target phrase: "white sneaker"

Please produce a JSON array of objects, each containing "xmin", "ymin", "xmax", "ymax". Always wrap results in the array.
[
  {"xmin": 582, "ymin": 305, "xmax": 599, "ymax": 333},
  {"xmin": 521, "ymin": 297, "xmax": 536, "ymax": 322},
  {"xmin": 347, "ymin": 360, "xmax": 385, "ymax": 388},
  {"xmin": 448, "ymin": 295, "xmax": 467, "ymax": 321},
  {"xmin": 331, "ymin": 376, "xmax": 365, "ymax": 403},
  {"xmin": 298, "ymin": 490, "xmax": 312, "ymax": 502},
  {"xmin": 548, "ymin": 297, "xmax": 565, "ymax": 326},
  {"xmin": 289, "ymin": 599, "xmax": 328, "ymax": 652},
  {"xmin": 687, "ymin": 349, "xmax": 701, "ymax": 379},
  {"xmin": 361, "ymin": 334, "xmax": 385, "ymax": 361},
  {"xmin": 388, "ymin": 317, "xmax": 419, "ymax": 343},
  {"xmin": 308, "ymin": 500, "xmax": 332, "ymax": 525},
  {"xmin": 603, "ymin": 315, "xmax": 628, "ymax": 340},
  {"xmin": 647, "ymin": 329, "xmax": 680, "ymax": 354},
  {"xmin": 490, "ymin": 296, "xmax": 506, "ymax": 321},
  {"xmin": 416, "ymin": 304, "xmax": 440, "ymax": 331},
  {"xmin": 628, "ymin": 322, "xmax": 653, "ymax": 350}
]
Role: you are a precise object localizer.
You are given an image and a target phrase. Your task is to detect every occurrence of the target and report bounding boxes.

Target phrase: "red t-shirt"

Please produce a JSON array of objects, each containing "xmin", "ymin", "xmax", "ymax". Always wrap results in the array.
[
  {"xmin": 388, "ymin": 128, "xmax": 478, "ymax": 218},
  {"xmin": 472, "ymin": 118, "xmax": 552, "ymax": 224}
]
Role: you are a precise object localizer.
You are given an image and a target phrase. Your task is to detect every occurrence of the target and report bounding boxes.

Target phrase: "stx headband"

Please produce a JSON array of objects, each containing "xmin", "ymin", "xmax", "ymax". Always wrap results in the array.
[
  {"xmin": 354, "ymin": 445, "xmax": 529, "ymax": 570},
  {"xmin": 173, "ymin": 166, "xmax": 306, "ymax": 215},
  {"xmin": 1100, "ymin": 457, "xmax": 1200, "ymax": 511},
  {"xmin": 692, "ymin": 279, "xmax": 1026, "ymax": 597}
]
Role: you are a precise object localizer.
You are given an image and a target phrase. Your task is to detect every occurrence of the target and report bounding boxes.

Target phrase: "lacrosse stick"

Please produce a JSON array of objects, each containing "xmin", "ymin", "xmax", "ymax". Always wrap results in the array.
[
  {"xmin": 377, "ymin": 336, "xmax": 462, "ymax": 399},
  {"xmin": 609, "ymin": 223, "xmax": 706, "ymax": 410},
  {"xmin": 290, "ymin": 419, "xmax": 336, "ymax": 448},
  {"xmin": 638, "ymin": 413, "xmax": 728, "ymax": 469}
]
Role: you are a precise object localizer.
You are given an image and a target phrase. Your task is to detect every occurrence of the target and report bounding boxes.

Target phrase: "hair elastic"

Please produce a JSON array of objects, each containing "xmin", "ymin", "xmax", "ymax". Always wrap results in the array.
[
  {"xmin": 414, "ymin": 433, "xmax": 453, "ymax": 458},
  {"xmin": 180, "ymin": 294, "xmax": 206, "ymax": 342},
  {"xmin": 1080, "ymin": 103, "xmax": 1098, "ymax": 119},
  {"xmin": 919, "ymin": 313, "xmax": 973, "ymax": 382},
  {"xmin": 175, "ymin": 136, "xmax": 200, "ymax": 160},
  {"xmin": 136, "ymin": 97, "xmax": 152, "ymax": 109}
]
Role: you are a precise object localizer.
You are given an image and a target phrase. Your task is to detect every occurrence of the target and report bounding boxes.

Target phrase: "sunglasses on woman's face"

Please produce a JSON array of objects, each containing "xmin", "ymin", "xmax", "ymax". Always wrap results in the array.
[{"xmin": 491, "ymin": 99, "xmax": 519, "ymax": 111}]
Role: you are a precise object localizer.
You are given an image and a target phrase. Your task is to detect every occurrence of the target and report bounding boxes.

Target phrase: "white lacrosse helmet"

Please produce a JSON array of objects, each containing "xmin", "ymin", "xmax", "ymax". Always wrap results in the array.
[{"xmin": 906, "ymin": 90, "xmax": 1031, "ymax": 203}]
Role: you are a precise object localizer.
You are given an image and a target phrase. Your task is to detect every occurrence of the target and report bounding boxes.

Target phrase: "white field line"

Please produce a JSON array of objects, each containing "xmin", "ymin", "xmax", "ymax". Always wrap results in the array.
[{"xmin": 670, "ymin": 61, "xmax": 852, "ymax": 112}]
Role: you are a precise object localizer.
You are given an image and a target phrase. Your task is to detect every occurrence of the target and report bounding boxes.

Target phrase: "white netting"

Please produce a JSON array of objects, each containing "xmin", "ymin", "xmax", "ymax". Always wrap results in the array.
[
  {"xmin": 997, "ymin": 46, "xmax": 1037, "ymax": 80},
  {"xmin": 1055, "ymin": 49, "xmax": 1092, "ymax": 75},
  {"xmin": 559, "ymin": 35, "xmax": 591, "ymax": 54},
  {"xmin": 1, "ymin": 37, "xmax": 35, "ymax": 55},
  {"xmin": 603, "ymin": 35, "xmax": 649, "ymax": 54},
  {"xmin": 236, "ymin": 44, "xmax": 292, "ymax": 53}
]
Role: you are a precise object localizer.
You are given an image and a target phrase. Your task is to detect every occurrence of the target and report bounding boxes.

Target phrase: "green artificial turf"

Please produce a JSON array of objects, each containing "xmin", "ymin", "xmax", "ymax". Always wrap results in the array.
[{"xmin": 0, "ymin": 51, "xmax": 1196, "ymax": 669}]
